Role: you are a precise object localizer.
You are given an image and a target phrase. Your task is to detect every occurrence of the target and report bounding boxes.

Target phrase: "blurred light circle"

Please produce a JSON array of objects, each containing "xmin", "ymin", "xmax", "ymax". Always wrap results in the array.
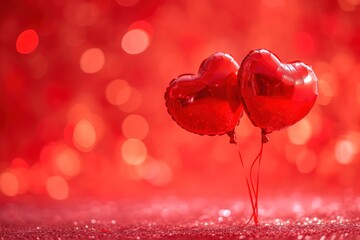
[
  {"xmin": 116, "ymin": 0, "xmax": 140, "ymax": 7},
  {"xmin": 287, "ymin": 119, "xmax": 313, "ymax": 145},
  {"xmin": 219, "ymin": 209, "xmax": 232, "ymax": 217},
  {"xmin": 317, "ymin": 79, "xmax": 333, "ymax": 105},
  {"xmin": 54, "ymin": 146, "xmax": 82, "ymax": 177},
  {"xmin": 122, "ymin": 114, "xmax": 149, "ymax": 140},
  {"xmin": 73, "ymin": 120, "xmax": 97, "ymax": 152},
  {"xmin": 121, "ymin": 138, "xmax": 147, "ymax": 165},
  {"xmin": 16, "ymin": 29, "xmax": 39, "ymax": 54},
  {"xmin": 121, "ymin": 29, "xmax": 150, "ymax": 55},
  {"xmin": 335, "ymin": 140, "xmax": 357, "ymax": 164},
  {"xmin": 141, "ymin": 160, "xmax": 172, "ymax": 186},
  {"xmin": 284, "ymin": 143, "xmax": 301, "ymax": 163},
  {"xmin": 105, "ymin": 79, "xmax": 131, "ymax": 105},
  {"xmin": 118, "ymin": 88, "xmax": 142, "ymax": 112},
  {"xmin": 0, "ymin": 171, "xmax": 20, "ymax": 197},
  {"xmin": 80, "ymin": 48, "xmax": 105, "ymax": 73},
  {"xmin": 46, "ymin": 176, "xmax": 69, "ymax": 200},
  {"xmin": 296, "ymin": 149, "xmax": 317, "ymax": 173},
  {"xmin": 332, "ymin": 52, "xmax": 354, "ymax": 76}
]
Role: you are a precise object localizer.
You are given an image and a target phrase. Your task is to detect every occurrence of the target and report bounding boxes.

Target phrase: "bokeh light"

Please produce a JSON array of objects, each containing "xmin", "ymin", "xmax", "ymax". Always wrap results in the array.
[
  {"xmin": 118, "ymin": 88, "xmax": 143, "ymax": 112},
  {"xmin": 140, "ymin": 159, "xmax": 172, "ymax": 186},
  {"xmin": 317, "ymin": 79, "xmax": 333, "ymax": 106},
  {"xmin": 46, "ymin": 176, "xmax": 69, "ymax": 200},
  {"xmin": 1, "ymin": 0, "xmax": 360, "ymax": 201},
  {"xmin": 295, "ymin": 149, "xmax": 318, "ymax": 174},
  {"xmin": 287, "ymin": 119, "xmax": 313, "ymax": 145},
  {"xmin": 121, "ymin": 138, "xmax": 147, "ymax": 165},
  {"xmin": 80, "ymin": 48, "xmax": 105, "ymax": 73},
  {"xmin": 53, "ymin": 146, "xmax": 82, "ymax": 177},
  {"xmin": 122, "ymin": 114, "xmax": 149, "ymax": 140},
  {"xmin": 121, "ymin": 29, "xmax": 150, "ymax": 54},
  {"xmin": 73, "ymin": 120, "xmax": 97, "ymax": 152},
  {"xmin": 16, "ymin": 29, "xmax": 39, "ymax": 54},
  {"xmin": 0, "ymin": 171, "xmax": 20, "ymax": 197},
  {"xmin": 105, "ymin": 79, "xmax": 132, "ymax": 106},
  {"xmin": 335, "ymin": 139, "xmax": 358, "ymax": 165}
]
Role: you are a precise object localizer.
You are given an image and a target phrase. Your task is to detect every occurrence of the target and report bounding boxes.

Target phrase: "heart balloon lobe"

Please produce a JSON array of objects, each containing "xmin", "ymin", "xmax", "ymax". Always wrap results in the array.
[
  {"xmin": 165, "ymin": 52, "xmax": 243, "ymax": 136},
  {"xmin": 239, "ymin": 49, "xmax": 318, "ymax": 134}
]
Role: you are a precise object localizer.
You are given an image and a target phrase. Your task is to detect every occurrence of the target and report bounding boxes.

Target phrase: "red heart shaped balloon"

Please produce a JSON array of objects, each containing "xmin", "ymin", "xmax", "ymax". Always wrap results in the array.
[
  {"xmin": 165, "ymin": 52, "xmax": 243, "ymax": 136},
  {"xmin": 239, "ymin": 49, "xmax": 318, "ymax": 134}
]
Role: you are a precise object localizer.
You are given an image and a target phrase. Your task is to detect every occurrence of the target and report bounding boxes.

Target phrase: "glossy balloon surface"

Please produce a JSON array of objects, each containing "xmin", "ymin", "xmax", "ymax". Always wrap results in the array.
[
  {"xmin": 165, "ymin": 52, "xmax": 243, "ymax": 136},
  {"xmin": 239, "ymin": 49, "xmax": 318, "ymax": 134}
]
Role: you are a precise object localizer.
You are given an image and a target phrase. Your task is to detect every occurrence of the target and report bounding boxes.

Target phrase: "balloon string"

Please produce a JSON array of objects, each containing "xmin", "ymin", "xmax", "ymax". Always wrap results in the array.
[
  {"xmin": 234, "ymin": 134, "xmax": 256, "ymax": 226},
  {"xmin": 249, "ymin": 134, "xmax": 264, "ymax": 225},
  {"xmin": 234, "ymin": 130, "xmax": 265, "ymax": 226}
]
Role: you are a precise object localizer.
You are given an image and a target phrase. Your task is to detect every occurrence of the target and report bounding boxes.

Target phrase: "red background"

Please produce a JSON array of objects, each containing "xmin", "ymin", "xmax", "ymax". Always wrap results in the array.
[{"xmin": 1, "ymin": 0, "xmax": 360, "ymax": 201}]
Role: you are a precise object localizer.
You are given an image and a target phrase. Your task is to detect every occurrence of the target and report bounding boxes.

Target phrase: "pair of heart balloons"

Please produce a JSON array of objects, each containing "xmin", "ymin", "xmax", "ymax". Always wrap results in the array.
[{"xmin": 165, "ymin": 49, "xmax": 318, "ymax": 142}]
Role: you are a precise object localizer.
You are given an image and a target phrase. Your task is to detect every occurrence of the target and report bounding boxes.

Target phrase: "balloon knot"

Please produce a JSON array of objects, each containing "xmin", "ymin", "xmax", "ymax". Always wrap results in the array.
[
  {"xmin": 227, "ymin": 131, "xmax": 236, "ymax": 144},
  {"xmin": 261, "ymin": 130, "xmax": 269, "ymax": 143}
]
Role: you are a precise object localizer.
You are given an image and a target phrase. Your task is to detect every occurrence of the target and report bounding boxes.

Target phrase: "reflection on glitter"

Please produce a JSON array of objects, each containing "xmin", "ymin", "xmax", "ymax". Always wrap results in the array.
[
  {"xmin": 218, "ymin": 209, "xmax": 231, "ymax": 218},
  {"xmin": 292, "ymin": 203, "xmax": 303, "ymax": 214}
]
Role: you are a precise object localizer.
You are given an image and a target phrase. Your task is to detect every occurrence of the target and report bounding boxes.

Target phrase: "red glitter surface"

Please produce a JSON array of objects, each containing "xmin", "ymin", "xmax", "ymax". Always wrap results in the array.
[
  {"xmin": 1, "ymin": 0, "xmax": 360, "ymax": 238},
  {"xmin": 1, "ymin": 195, "xmax": 360, "ymax": 239}
]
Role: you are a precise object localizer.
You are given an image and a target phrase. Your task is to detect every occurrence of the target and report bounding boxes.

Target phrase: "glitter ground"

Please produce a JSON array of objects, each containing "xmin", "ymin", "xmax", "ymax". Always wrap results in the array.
[{"xmin": 1, "ymin": 195, "xmax": 360, "ymax": 239}]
